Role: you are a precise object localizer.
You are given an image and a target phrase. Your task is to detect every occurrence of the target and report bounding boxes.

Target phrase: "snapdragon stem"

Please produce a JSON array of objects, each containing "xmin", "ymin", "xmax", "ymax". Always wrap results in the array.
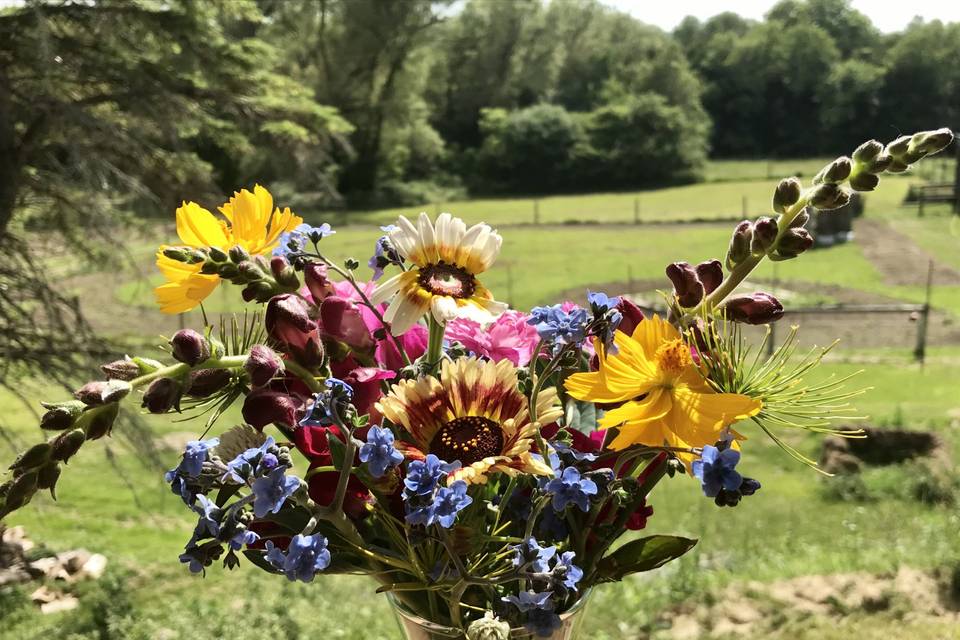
[{"xmin": 129, "ymin": 355, "xmax": 248, "ymax": 389}]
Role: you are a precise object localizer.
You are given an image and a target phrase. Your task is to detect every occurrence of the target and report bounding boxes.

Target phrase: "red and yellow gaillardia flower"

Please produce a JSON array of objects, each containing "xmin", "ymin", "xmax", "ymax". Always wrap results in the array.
[
  {"xmin": 371, "ymin": 213, "xmax": 508, "ymax": 335},
  {"xmin": 565, "ymin": 315, "xmax": 761, "ymax": 464},
  {"xmin": 376, "ymin": 357, "xmax": 560, "ymax": 484},
  {"xmin": 155, "ymin": 185, "xmax": 302, "ymax": 314}
]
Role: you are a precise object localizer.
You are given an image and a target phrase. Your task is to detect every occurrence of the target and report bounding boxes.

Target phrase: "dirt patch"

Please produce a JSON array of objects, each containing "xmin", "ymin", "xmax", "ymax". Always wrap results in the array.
[
  {"xmin": 854, "ymin": 218, "xmax": 960, "ymax": 287},
  {"xmin": 660, "ymin": 567, "xmax": 960, "ymax": 639}
]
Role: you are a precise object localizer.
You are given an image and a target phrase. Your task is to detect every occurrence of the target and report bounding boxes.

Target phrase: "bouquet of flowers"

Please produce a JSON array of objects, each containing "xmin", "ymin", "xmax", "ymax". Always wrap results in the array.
[{"xmin": 1, "ymin": 128, "xmax": 952, "ymax": 639}]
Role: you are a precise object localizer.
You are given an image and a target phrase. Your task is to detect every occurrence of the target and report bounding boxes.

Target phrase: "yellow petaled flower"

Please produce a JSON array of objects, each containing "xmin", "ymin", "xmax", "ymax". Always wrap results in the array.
[
  {"xmin": 565, "ymin": 315, "xmax": 761, "ymax": 464},
  {"xmin": 371, "ymin": 212, "xmax": 508, "ymax": 335},
  {"xmin": 376, "ymin": 357, "xmax": 560, "ymax": 484},
  {"xmin": 155, "ymin": 185, "xmax": 302, "ymax": 314}
]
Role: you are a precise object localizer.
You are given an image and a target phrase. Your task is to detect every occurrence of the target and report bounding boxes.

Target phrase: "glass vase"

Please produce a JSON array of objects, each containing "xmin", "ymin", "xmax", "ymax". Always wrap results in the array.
[{"xmin": 389, "ymin": 592, "xmax": 591, "ymax": 640}]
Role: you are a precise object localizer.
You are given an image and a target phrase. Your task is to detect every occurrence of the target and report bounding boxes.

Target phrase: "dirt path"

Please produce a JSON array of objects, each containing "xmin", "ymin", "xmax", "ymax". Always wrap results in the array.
[{"xmin": 854, "ymin": 218, "xmax": 960, "ymax": 287}]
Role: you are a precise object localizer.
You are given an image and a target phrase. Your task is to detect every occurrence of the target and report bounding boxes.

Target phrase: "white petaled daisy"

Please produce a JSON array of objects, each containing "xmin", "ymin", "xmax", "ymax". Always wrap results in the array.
[
  {"xmin": 376, "ymin": 357, "xmax": 561, "ymax": 485},
  {"xmin": 370, "ymin": 212, "xmax": 508, "ymax": 335}
]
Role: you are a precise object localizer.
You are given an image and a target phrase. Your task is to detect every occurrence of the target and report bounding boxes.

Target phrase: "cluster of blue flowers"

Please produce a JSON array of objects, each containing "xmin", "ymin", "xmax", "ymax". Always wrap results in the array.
[
  {"xmin": 265, "ymin": 534, "xmax": 331, "ymax": 582},
  {"xmin": 693, "ymin": 442, "xmax": 762, "ymax": 507},
  {"xmin": 545, "ymin": 466, "xmax": 599, "ymax": 513},
  {"xmin": 273, "ymin": 223, "xmax": 335, "ymax": 258},
  {"xmin": 586, "ymin": 290, "xmax": 623, "ymax": 355},
  {"xmin": 527, "ymin": 304, "xmax": 589, "ymax": 346},
  {"xmin": 402, "ymin": 454, "xmax": 472, "ymax": 528},
  {"xmin": 300, "ymin": 377, "xmax": 354, "ymax": 427},
  {"xmin": 358, "ymin": 425, "xmax": 404, "ymax": 478},
  {"xmin": 368, "ymin": 225, "xmax": 402, "ymax": 281},
  {"xmin": 504, "ymin": 538, "xmax": 584, "ymax": 636},
  {"xmin": 164, "ymin": 436, "xmax": 219, "ymax": 505}
]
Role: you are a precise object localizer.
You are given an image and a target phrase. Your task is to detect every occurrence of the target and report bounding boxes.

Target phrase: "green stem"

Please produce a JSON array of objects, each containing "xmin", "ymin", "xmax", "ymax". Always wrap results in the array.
[
  {"xmin": 282, "ymin": 358, "xmax": 323, "ymax": 393},
  {"xmin": 426, "ymin": 315, "xmax": 444, "ymax": 370},
  {"xmin": 129, "ymin": 355, "xmax": 248, "ymax": 389}
]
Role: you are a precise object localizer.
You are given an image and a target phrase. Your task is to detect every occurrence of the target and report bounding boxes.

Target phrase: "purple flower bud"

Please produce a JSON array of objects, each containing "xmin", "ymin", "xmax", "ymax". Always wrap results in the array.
[
  {"xmin": 142, "ymin": 378, "xmax": 182, "ymax": 414},
  {"xmin": 615, "ymin": 297, "xmax": 645, "ymax": 337},
  {"xmin": 270, "ymin": 256, "xmax": 300, "ymax": 289},
  {"xmin": 304, "ymin": 263, "xmax": 334, "ymax": 302},
  {"xmin": 775, "ymin": 228, "xmax": 815, "ymax": 258},
  {"xmin": 772, "ymin": 178, "xmax": 801, "ymax": 214},
  {"xmin": 695, "ymin": 260, "xmax": 723, "ymax": 295},
  {"xmin": 726, "ymin": 220, "xmax": 753, "ymax": 269},
  {"xmin": 245, "ymin": 345, "xmax": 284, "ymax": 388},
  {"xmin": 100, "ymin": 358, "xmax": 141, "ymax": 381},
  {"xmin": 185, "ymin": 369, "xmax": 233, "ymax": 398},
  {"xmin": 849, "ymin": 172, "xmax": 880, "ymax": 192},
  {"xmin": 9, "ymin": 442, "xmax": 52, "ymax": 472},
  {"xmin": 852, "ymin": 140, "xmax": 883, "ymax": 164},
  {"xmin": 808, "ymin": 183, "xmax": 850, "ymax": 210},
  {"xmin": 265, "ymin": 294, "xmax": 324, "ymax": 367},
  {"xmin": 665, "ymin": 262, "xmax": 704, "ymax": 307},
  {"xmin": 40, "ymin": 400, "xmax": 85, "ymax": 431},
  {"xmin": 74, "ymin": 380, "xmax": 130, "ymax": 406},
  {"xmin": 170, "ymin": 329, "xmax": 211, "ymax": 366},
  {"xmin": 751, "ymin": 217, "xmax": 778, "ymax": 254},
  {"xmin": 242, "ymin": 389, "xmax": 301, "ymax": 430},
  {"xmin": 83, "ymin": 403, "xmax": 119, "ymax": 440},
  {"xmin": 723, "ymin": 293, "xmax": 784, "ymax": 325},
  {"xmin": 814, "ymin": 157, "xmax": 852, "ymax": 184},
  {"xmin": 51, "ymin": 429, "xmax": 85, "ymax": 463}
]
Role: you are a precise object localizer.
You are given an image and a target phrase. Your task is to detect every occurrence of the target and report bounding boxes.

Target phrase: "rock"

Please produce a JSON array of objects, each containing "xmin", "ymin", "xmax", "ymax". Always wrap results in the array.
[
  {"xmin": 59, "ymin": 549, "xmax": 92, "ymax": 575},
  {"xmin": 2, "ymin": 526, "xmax": 35, "ymax": 553},
  {"xmin": 79, "ymin": 553, "xmax": 107, "ymax": 580},
  {"xmin": 40, "ymin": 596, "xmax": 80, "ymax": 615}
]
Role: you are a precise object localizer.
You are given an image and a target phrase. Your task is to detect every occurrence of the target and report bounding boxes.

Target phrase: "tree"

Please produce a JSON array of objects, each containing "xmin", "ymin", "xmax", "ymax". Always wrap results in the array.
[{"xmin": 0, "ymin": 0, "xmax": 348, "ymax": 388}]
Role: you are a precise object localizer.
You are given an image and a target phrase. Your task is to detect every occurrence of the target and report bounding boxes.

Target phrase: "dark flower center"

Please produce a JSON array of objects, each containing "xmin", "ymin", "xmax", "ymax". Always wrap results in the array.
[
  {"xmin": 417, "ymin": 262, "xmax": 477, "ymax": 299},
  {"xmin": 431, "ymin": 416, "xmax": 503, "ymax": 466}
]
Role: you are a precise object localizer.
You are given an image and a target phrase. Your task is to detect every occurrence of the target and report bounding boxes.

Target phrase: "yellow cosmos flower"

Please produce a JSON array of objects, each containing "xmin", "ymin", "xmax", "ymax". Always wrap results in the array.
[
  {"xmin": 371, "ymin": 212, "xmax": 508, "ymax": 335},
  {"xmin": 564, "ymin": 315, "xmax": 761, "ymax": 463},
  {"xmin": 376, "ymin": 357, "xmax": 560, "ymax": 485},
  {"xmin": 155, "ymin": 185, "xmax": 302, "ymax": 314}
]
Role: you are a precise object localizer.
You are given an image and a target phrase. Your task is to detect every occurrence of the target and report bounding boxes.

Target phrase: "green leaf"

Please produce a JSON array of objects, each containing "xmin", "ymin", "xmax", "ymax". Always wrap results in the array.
[
  {"xmin": 595, "ymin": 535, "xmax": 698, "ymax": 583},
  {"xmin": 564, "ymin": 398, "xmax": 599, "ymax": 435}
]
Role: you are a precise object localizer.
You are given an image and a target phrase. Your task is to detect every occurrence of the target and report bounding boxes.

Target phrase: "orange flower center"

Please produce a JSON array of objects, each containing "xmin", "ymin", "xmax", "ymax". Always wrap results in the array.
[
  {"xmin": 655, "ymin": 338, "xmax": 692, "ymax": 377},
  {"xmin": 417, "ymin": 261, "xmax": 477, "ymax": 299},
  {"xmin": 431, "ymin": 415, "xmax": 503, "ymax": 465}
]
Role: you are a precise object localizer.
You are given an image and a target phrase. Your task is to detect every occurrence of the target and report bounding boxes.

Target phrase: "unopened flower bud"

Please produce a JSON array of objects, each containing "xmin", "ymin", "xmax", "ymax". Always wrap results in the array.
[
  {"xmin": 808, "ymin": 183, "xmax": 850, "ymax": 210},
  {"xmin": 74, "ymin": 379, "xmax": 130, "ymax": 406},
  {"xmin": 615, "ymin": 298, "xmax": 645, "ymax": 337},
  {"xmin": 245, "ymin": 345, "xmax": 284, "ymax": 387},
  {"xmin": 665, "ymin": 262, "xmax": 704, "ymax": 307},
  {"xmin": 886, "ymin": 135, "xmax": 911, "ymax": 157},
  {"xmin": 185, "ymin": 369, "xmax": 233, "ymax": 398},
  {"xmin": 9, "ymin": 442, "xmax": 52, "ymax": 472},
  {"xmin": 170, "ymin": 329, "xmax": 211, "ymax": 366},
  {"xmin": 265, "ymin": 293, "xmax": 320, "ymax": 353},
  {"xmin": 466, "ymin": 612, "xmax": 511, "ymax": 640},
  {"xmin": 208, "ymin": 246, "xmax": 229, "ymax": 262},
  {"xmin": 82, "ymin": 402, "xmax": 120, "ymax": 440},
  {"xmin": 228, "ymin": 245, "xmax": 251, "ymax": 264},
  {"xmin": 242, "ymin": 389, "xmax": 300, "ymax": 430},
  {"xmin": 2, "ymin": 470, "xmax": 39, "ymax": 512},
  {"xmin": 867, "ymin": 154, "xmax": 892, "ymax": 173},
  {"xmin": 790, "ymin": 210, "xmax": 810, "ymax": 229},
  {"xmin": 751, "ymin": 217, "xmax": 778, "ymax": 254},
  {"xmin": 270, "ymin": 256, "xmax": 301, "ymax": 289},
  {"xmin": 216, "ymin": 263, "xmax": 241, "ymax": 280},
  {"xmin": 723, "ymin": 292, "xmax": 784, "ymax": 325},
  {"xmin": 163, "ymin": 247, "xmax": 206, "ymax": 264},
  {"xmin": 773, "ymin": 178, "xmax": 802, "ymax": 214},
  {"xmin": 51, "ymin": 429, "xmax": 86, "ymax": 463},
  {"xmin": 237, "ymin": 260, "xmax": 267, "ymax": 283},
  {"xmin": 885, "ymin": 158, "xmax": 910, "ymax": 174},
  {"xmin": 100, "ymin": 357, "xmax": 141, "ymax": 381},
  {"xmin": 40, "ymin": 400, "xmax": 85, "ymax": 431},
  {"xmin": 849, "ymin": 172, "xmax": 880, "ymax": 192},
  {"xmin": 772, "ymin": 228, "xmax": 814, "ymax": 260},
  {"xmin": 695, "ymin": 260, "xmax": 723, "ymax": 295},
  {"xmin": 814, "ymin": 157, "xmax": 852, "ymax": 185},
  {"xmin": 304, "ymin": 262, "xmax": 334, "ymax": 302},
  {"xmin": 142, "ymin": 378, "xmax": 183, "ymax": 414},
  {"xmin": 36, "ymin": 461, "xmax": 62, "ymax": 499},
  {"xmin": 726, "ymin": 221, "xmax": 753, "ymax": 269},
  {"xmin": 909, "ymin": 128, "xmax": 954, "ymax": 157},
  {"xmin": 242, "ymin": 281, "xmax": 277, "ymax": 303},
  {"xmin": 852, "ymin": 140, "xmax": 883, "ymax": 164}
]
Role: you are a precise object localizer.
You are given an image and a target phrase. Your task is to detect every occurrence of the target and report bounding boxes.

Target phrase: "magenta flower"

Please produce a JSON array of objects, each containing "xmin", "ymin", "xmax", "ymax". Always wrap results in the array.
[{"xmin": 446, "ymin": 310, "xmax": 540, "ymax": 366}]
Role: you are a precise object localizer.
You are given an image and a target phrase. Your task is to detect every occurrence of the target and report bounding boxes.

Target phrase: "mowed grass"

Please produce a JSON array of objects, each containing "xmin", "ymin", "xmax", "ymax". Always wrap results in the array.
[{"xmin": 6, "ymin": 158, "xmax": 960, "ymax": 638}]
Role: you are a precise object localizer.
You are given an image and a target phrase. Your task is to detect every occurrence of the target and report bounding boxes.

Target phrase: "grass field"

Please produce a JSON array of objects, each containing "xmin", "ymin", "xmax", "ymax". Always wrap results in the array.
[{"xmin": 3, "ymin": 158, "xmax": 960, "ymax": 639}]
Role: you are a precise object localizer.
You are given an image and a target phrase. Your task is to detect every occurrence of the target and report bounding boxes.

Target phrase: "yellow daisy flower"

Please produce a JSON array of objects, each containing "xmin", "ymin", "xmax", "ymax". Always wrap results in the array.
[
  {"xmin": 370, "ymin": 212, "xmax": 508, "ymax": 335},
  {"xmin": 376, "ymin": 357, "xmax": 560, "ymax": 485},
  {"xmin": 155, "ymin": 185, "xmax": 302, "ymax": 314},
  {"xmin": 565, "ymin": 315, "xmax": 761, "ymax": 463}
]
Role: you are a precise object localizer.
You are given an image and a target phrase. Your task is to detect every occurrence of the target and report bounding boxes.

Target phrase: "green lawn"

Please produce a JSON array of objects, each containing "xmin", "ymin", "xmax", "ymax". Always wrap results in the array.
[{"xmin": 5, "ymin": 158, "xmax": 960, "ymax": 639}]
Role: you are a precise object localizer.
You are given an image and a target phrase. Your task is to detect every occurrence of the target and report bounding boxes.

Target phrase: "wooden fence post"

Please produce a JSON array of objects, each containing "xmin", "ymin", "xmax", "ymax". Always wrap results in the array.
[
  {"xmin": 533, "ymin": 199, "xmax": 540, "ymax": 225},
  {"xmin": 913, "ymin": 259, "xmax": 934, "ymax": 366},
  {"xmin": 741, "ymin": 195, "xmax": 748, "ymax": 217},
  {"xmin": 633, "ymin": 197, "xmax": 640, "ymax": 224}
]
